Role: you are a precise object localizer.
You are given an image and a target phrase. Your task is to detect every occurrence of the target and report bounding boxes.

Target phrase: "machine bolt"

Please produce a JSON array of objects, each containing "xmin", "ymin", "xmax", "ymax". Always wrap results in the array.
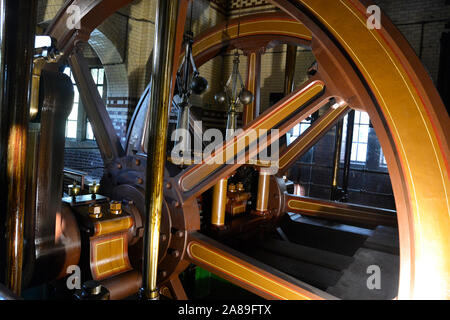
[
  {"xmin": 166, "ymin": 183, "xmax": 172, "ymax": 189},
  {"xmin": 117, "ymin": 163, "xmax": 122, "ymax": 169},
  {"xmin": 137, "ymin": 178, "xmax": 144, "ymax": 185},
  {"xmin": 160, "ymin": 234, "xmax": 167, "ymax": 242},
  {"xmin": 135, "ymin": 159, "xmax": 141, "ymax": 166},
  {"xmin": 169, "ymin": 249, "xmax": 180, "ymax": 258},
  {"xmin": 89, "ymin": 203, "xmax": 103, "ymax": 219},
  {"xmin": 175, "ymin": 230, "xmax": 184, "ymax": 238},
  {"xmin": 109, "ymin": 200, "xmax": 122, "ymax": 215}
]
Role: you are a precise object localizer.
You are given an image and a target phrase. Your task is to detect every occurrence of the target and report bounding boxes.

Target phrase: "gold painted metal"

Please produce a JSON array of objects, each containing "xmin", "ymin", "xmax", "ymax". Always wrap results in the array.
[
  {"xmin": 187, "ymin": 240, "xmax": 326, "ymax": 300},
  {"xmin": 285, "ymin": 0, "xmax": 450, "ymax": 298},
  {"xmin": 278, "ymin": 106, "xmax": 350, "ymax": 173},
  {"xmin": 141, "ymin": 0, "xmax": 179, "ymax": 301},
  {"xmin": 180, "ymin": 81, "xmax": 325, "ymax": 192},
  {"xmin": 191, "ymin": 17, "xmax": 312, "ymax": 59},
  {"xmin": 91, "ymin": 234, "xmax": 132, "ymax": 280},
  {"xmin": 89, "ymin": 181, "xmax": 100, "ymax": 195},
  {"xmin": 211, "ymin": 178, "xmax": 228, "ymax": 228},
  {"xmin": 255, "ymin": 169, "xmax": 271, "ymax": 214},
  {"xmin": 89, "ymin": 203, "xmax": 103, "ymax": 219},
  {"xmin": 286, "ymin": 195, "xmax": 397, "ymax": 227},
  {"xmin": 244, "ymin": 52, "xmax": 259, "ymax": 125},
  {"xmin": 284, "ymin": 44, "xmax": 297, "ymax": 95},
  {"xmin": 330, "ymin": 119, "xmax": 344, "ymax": 200},
  {"xmin": 68, "ymin": 182, "xmax": 81, "ymax": 197},
  {"xmin": 109, "ymin": 200, "xmax": 123, "ymax": 215},
  {"xmin": 93, "ymin": 216, "xmax": 133, "ymax": 237}
]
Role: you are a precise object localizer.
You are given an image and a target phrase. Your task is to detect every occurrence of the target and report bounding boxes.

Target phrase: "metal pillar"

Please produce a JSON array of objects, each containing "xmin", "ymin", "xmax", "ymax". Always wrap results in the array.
[
  {"xmin": 141, "ymin": 0, "xmax": 179, "ymax": 300},
  {"xmin": 330, "ymin": 119, "xmax": 344, "ymax": 201},
  {"xmin": 284, "ymin": 44, "xmax": 297, "ymax": 95},
  {"xmin": 0, "ymin": 0, "xmax": 37, "ymax": 295},
  {"xmin": 280, "ymin": 44, "xmax": 297, "ymax": 148},
  {"xmin": 342, "ymin": 111, "xmax": 355, "ymax": 201}
]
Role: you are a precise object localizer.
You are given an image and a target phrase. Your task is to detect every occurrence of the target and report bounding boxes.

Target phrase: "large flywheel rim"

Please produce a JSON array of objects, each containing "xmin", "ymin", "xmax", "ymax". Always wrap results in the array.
[{"xmin": 266, "ymin": 0, "xmax": 450, "ymax": 299}]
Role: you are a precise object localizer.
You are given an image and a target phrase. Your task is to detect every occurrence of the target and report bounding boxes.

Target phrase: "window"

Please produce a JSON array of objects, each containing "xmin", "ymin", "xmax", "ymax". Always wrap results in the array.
[
  {"xmin": 341, "ymin": 111, "xmax": 370, "ymax": 164},
  {"xmin": 287, "ymin": 118, "xmax": 312, "ymax": 145},
  {"xmin": 63, "ymin": 66, "xmax": 105, "ymax": 140},
  {"xmin": 63, "ymin": 67, "xmax": 79, "ymax": 139},
  {"xmin": 87, "ymin": 68, "xmax": 105, "ymax": 140}
]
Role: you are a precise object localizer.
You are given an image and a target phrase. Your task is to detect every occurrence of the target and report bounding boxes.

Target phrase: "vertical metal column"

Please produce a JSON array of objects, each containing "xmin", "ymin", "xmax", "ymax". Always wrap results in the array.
[
  {"xmin": 141, "ymin": 0, "xmax": 179, "ymax": 300},
  {"xmin": 284, "ymin": 45, "xmax": 297, "ymax": 95},
  {"xmin": 342, "ymin": 110, "xmax": 355, "ymax": 202},
  {"xmin": 330, "ymin": 119, "xmax": 344, "ymax": 201},
  {"xmin": 0, "ymin": 0, "xmax": 37, "ymax": 295}
]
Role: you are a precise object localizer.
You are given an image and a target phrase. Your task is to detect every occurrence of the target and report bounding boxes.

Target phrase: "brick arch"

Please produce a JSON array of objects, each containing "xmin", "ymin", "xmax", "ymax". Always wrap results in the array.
[{"xmin": 88, "ymin": 29, "xmax": 130, "ymax": 145}]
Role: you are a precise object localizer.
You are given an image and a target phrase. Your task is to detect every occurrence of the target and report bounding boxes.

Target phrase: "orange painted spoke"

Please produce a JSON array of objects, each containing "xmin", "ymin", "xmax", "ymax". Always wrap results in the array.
[
  {"xmin": 285, "ymin": 194, "xmax": 397, "ymax": 227},
  {"xmin": 278, "ymin": 105, "xmax": 350, "ymax": 174},
  {"xmin": 178, "ymin": 80, "xmax": 326, "ymax": 194},
  {"xmin": 186, "ymin": 233, "xmax": 333, "ymax": 300}
]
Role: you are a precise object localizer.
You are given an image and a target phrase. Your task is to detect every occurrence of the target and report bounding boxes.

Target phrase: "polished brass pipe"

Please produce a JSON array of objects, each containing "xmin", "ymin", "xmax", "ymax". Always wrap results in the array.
[
  {"xmin": 284, "ymin": 44, "xmax": 297, "ymax": 95},
  {"xmin": 141, "ymin": 0, "xmax": 179, "ymax": 300},
  {"xmin": 330, "ymin": 119, "xmax": 344, "ymax": 201},
  {"xmin": 254, "ymin": 168, "xmax": 271, "ymax": 215},
  {"xmin": 211, "ymin": 179, "xmax": 228, "ymax": 228},
  {"xmin": 1, "ymin": 0, "xmax": 37, "ymax": 296}
]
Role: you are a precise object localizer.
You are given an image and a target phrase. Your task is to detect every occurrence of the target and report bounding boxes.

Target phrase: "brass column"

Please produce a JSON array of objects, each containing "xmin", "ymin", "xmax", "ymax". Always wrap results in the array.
[
  {"xmin": 254, "ymin": 167, "xmax": 271, "ymax": 216},
  {"xmin": 284, "ymin": 44, "xmax": 297, "ymax": 95},
  {"xmin": 330, "ymin": 119, "xmax": 344, "ymax": 201},
  {"xmin": 0, "ymin": 0, "xmax": 37, "ymax": 295},
  {"xmin": 211, "ymin": 179, "xmax": 228, "ymax": 228},
  {"xmin": 243, "ymin": 51, "xmax": 261, "ymax": 125},
  {"xmin": 141, "ymin": 0, "xmax": 179, "ymax": 300},
  {"xmin": 280, "ymin": 44, "xmax": 297, "ymax": 147}
]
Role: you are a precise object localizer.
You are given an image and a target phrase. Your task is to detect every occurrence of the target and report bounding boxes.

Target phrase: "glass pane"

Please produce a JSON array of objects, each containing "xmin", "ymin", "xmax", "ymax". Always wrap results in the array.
[
  {"xmin": 359, "ymin": 125, "xmax": 369, "ymax": 143},
  {"xmin": 353, "ymin": 125, "xmax": 359, "ymax": 142},
  {"xmin": 68, "ymin": 103, "xmax": 78, "ymax": 121},
  {"xmin": 74, "ymin": 86, "xmax": 79, "ymax": 104},
  {"xmin": 91, "ymin": 68, "xmax": 98, "ymax": 83},
  {"xmin": 351, "ymin": 143, "xmax": 358, "ymax": 161},
  {"xmin": 64, "ymin": 67, "xmax": 71, "ymax": 77},
  {"xmin": 293, "ymin": 124, "xmax": 300, "ymax": 136},
  {"xmin": 86, "ymin": 121, "xmax": 94, "ymax": 140},
  {"xmin": 97, "ymin": 86, "xmax": 103, "ymax": 98},
  {"xmin": 354, "ymin": 111, "xmax": 361, "ymax": 124},
  {"xmin": 98, "ymin": 68, "xmax": 104, "ymax": 85},
  {"xmin": 357, "ymin": 143, "xmax": 367, "ymax": 162},
  {"xmin": 360, "ymin": 112, "xmax": 370, "ymax": 125},
  {"xmin": 300, "ymin": 123, "xmax": 310, "ymax": 134},
  {"xmin": 66, "ymin": 121, "xmax": 77, "ymax": 138}
]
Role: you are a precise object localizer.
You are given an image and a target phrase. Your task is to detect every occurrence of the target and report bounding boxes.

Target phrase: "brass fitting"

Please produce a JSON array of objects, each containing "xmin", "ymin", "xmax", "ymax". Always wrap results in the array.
[
  {"xmin": 109, "ymin": 200, "xmax": 122, "ymax": 215},
  {"xmin": 89, "ymin": 203, "xmax": 103, "ymax": 219},
  {"xmin": 236, "ymin": 182, "xmax": 244, "ymax": 192},
  {"xmin": 68, "ymin": 182, "xmax": 81, "ymax": 197},
  {"xmin": 89, "ymin": 181, "xmax": 100, "ymax": 195},
  {"xmin": 228, "ymin": 183, "xmax": 236, "ymax": 193}
]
